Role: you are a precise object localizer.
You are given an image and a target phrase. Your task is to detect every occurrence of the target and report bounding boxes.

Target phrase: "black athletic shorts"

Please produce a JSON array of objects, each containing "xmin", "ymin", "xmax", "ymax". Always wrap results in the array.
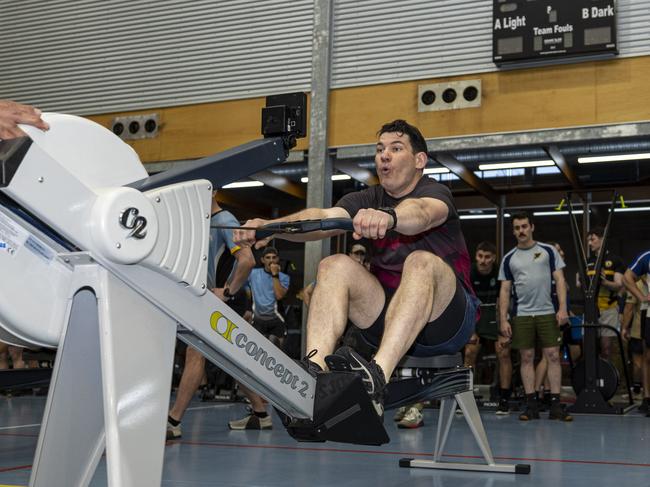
[
  {"xmin": 361, "ymin": 278, "xmax": 478, "ymax": 357},
  {"xmin": 252, "ymin": 315, "xmax": 287, "ymax": 340}
]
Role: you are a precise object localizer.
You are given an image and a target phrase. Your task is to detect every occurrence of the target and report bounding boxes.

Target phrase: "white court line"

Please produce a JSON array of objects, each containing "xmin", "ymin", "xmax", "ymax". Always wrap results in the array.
[
  {"xmin": 0, "ymin": 423, "xmax": 41, "ymax": 431},
  {"xmin": 186, "ymin": 404, "xmax": 232, "ymax": 412},
  {"xmin": 0, "ymin": 405, "xmax": 232, "ymax": 430}
]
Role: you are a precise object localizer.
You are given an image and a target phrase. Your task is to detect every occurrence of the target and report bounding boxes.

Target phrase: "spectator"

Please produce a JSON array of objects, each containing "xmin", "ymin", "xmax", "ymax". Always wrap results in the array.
[
  {"xmin": 228, "ymin": 246, "xmax": 289, "ymax": 430},
  {"xmin": 581, "ymin": 227, "xmax": 625, "ymax": 362},
  {"xmin": 349, "ymin": 243, "xmax": 370, "ymax": 270},
  {"xmin": 463, "ymin": 241, "xmax": 512, "ymax": 415},
  {"xmin": 499, "ymin": 212, "xmax": 572, "ymax": 421},
  {"xmin": 166, "ymin": 194, "xmax": 255, "ymax": 439},
  {"xmin": 623, "ymin": 249, "xmax": 650, "ymax": 416},
  {"xmin": 622, "ymin": 279, "xmax": 649, "ymax": 404}
]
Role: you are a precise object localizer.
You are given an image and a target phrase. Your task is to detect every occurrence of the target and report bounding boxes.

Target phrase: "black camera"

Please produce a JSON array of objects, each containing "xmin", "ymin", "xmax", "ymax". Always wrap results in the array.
[{"xmin": 261, "ymin": 92, "xmax": 307, "ymax": 146}]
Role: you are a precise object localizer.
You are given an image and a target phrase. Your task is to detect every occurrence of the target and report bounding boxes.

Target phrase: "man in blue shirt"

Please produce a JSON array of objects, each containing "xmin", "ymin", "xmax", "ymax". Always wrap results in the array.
[
  {"xmin": 228, "ymin": 246, "xmax": 290, "ymax": 430},
  {"xmin": 167, "ymin": 194, "xmax": 254, "ymax": 439},
  {"xmin": 624, "ymin": 249, "xmax": 650, "ymax": 416}
]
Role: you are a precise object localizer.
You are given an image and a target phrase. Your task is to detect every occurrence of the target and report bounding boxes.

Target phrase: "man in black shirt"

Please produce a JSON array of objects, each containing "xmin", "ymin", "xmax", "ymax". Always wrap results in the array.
[
  {"xmin": 235, "ymin": 120, "xmax": 479, "ymax": 417},
  {"xmin": 463, "ymin": 241, "xmax": 512, "ymax": 414}
]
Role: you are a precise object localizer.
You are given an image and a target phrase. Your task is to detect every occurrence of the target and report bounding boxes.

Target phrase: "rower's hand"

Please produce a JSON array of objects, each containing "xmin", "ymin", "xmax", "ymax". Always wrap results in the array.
[
  {"xmin": 352, "ymin": 209, "xmax": 394, "ymax": 240},
  {"xmin": 233, "ymin": 218, "xmax": 272, "ymax": 249}
]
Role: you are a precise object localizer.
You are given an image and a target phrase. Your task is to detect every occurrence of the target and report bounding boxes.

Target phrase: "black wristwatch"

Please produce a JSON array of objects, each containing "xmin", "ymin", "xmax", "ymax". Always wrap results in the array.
[
  {"xmin": 223, "ymin": 288, "xmax": 234, "ymax": 301},
  {"xmin": 377, "ymin": 207, "xmax": 397, "ymax": 230}
]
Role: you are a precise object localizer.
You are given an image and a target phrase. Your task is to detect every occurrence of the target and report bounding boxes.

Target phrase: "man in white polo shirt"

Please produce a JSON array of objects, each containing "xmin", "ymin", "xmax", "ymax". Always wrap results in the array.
[{"xmin": 499, "ymin": 212, "xmax": 571, "ymax": 422}]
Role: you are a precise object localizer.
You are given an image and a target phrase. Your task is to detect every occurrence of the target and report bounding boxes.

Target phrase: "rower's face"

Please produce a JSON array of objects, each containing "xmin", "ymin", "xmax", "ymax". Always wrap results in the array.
[{"xmin": 375, "ymin": 132, "xmax": 426, "ymax": 196}]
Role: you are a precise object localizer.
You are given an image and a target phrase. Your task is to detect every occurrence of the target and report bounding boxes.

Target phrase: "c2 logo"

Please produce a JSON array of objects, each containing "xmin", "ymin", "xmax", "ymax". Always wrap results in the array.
[{"xmin": 119, "ymin": 207, "xmax": 148, "ymax": 239}]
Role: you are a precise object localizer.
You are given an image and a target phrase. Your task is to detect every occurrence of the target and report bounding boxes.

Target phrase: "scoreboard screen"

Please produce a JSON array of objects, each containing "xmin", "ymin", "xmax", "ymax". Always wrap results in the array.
[{"xmin": 493, "ymin": 0, "xmax": 617, "ymax": 67}]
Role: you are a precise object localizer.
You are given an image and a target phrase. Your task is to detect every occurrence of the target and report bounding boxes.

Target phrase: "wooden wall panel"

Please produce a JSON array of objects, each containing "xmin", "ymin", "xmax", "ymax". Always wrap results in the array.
[{"xmin": 87, "ymin": 56, "xmax": 650, "ymax": 163}]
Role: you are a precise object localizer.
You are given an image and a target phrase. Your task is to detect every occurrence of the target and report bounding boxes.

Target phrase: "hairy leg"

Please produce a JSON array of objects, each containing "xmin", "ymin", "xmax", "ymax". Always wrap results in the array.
[
  {"xmin": 0, "ymin": 342, "xmax": 8, "ymax": 370},
  {"xmin": 464, "ymin": 335, "xmax": 481, "ymax": 368},
  {"xmin": 169, "ymin": 347, "xmax": 206, "ymax": 422},
  {"xmin": 643, "ymin": 345, "xmax": 650, "ymax": 396},
  {"xmin": 543, "ymin": 346, "xmax": 562, "ymax": 395},
  {"xmin": 496, "ymin": 337, "xmax": 513, "ymax": 389},
  {"xmin": 534, "ymin": 355, "xmax": 548, "ymax": 392},
  {"xmin": 305, "ymin": 254, "xmax": 384, "ymax": 370},
  {"xmin": 237, "ymin": 384, "xmax": 267, "ymax": 412},
  {"xmin": 374, "ymin": 251, "xmax": 456, "ymax": 379},
  {"xmin": 8, "ymin": 346, "xmax": 26, "ymax": 369},
  {"xmin": 520, "ymin": 348, "xmax": 535, "ymax": 394}
]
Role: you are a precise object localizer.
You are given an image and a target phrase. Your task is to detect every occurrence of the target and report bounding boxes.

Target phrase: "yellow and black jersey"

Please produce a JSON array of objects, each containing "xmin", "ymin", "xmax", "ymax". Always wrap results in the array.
[{"xmin": 586, "ymin": 252, "xmax": 625, "ymax": 310}]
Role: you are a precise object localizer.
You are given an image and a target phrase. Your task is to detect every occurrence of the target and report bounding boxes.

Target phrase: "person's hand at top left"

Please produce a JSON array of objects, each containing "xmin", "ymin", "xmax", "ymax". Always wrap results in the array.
[{"xmin": 0, "ymin": 100, "xmax": 50, "ymax": 140}]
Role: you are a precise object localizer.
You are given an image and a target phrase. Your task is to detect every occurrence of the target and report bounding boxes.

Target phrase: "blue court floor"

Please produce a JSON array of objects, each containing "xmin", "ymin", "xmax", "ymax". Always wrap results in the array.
[{"xmin": 1, "ymin": 396, "xmax": 649, "ymax": 486}]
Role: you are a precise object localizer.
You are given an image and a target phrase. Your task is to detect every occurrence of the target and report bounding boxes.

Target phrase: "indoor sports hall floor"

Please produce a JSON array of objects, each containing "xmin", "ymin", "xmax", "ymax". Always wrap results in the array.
[{"xmin": 1, "ymin": 396, "xmax": 649, "ymax": 486}]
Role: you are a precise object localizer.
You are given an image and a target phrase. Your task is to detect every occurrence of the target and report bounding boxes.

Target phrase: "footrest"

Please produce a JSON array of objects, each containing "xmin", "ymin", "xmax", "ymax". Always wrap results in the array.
[{"xmin": 280, "ymin": 371, "xmax": 389, "ymax": 446}]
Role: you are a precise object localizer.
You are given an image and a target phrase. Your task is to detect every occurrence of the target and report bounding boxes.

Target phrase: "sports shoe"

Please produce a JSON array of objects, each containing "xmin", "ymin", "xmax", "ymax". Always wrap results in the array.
[
  {"xmin": 397, "ymin": 406, "xmax": 424, "ymax": 429},
  {"xmin": 166, "ymin": 421, "xmax": 182, "ymax": 440},
  {"xmin": 518, "ymin": 406, "xmax": 540, "ymax": 421},
  {"xmin": 393, "ymin": 406, "xmax": 408, "ymax": 422},
  {"xmin": 548, "ymin": 403, "xmax": 573, "ymax": 422},
  {"xmin": 495, "ymin": 398, "xmax": 510, "ymax": 415},
  {"xmin": 228, "ymin": 408, "xmax": 273, "ymax": 430},
  {"xmin": 638, "ymin": 398, "xmax": 650, "ymax": 413},
  {"xmin": 325, "ymin": 346, "xmax": 387, "ymax": 417}
]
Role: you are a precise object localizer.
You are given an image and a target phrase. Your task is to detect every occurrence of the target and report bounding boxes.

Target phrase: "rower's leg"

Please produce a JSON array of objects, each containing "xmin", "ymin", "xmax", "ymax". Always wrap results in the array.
[
  {"xmin": 374, "ymin": 251, "xmax": 456, "ymax": 378},
  {"xmin": 305, "ymin": 254, "xmax": 384, "ymax": 370}
]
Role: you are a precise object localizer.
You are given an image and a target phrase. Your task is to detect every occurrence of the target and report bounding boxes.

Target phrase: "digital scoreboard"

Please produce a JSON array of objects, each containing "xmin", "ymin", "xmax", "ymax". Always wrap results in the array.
[{"xmin": 493, "ymin": 0, "xmax": 617, "ymax": 67}]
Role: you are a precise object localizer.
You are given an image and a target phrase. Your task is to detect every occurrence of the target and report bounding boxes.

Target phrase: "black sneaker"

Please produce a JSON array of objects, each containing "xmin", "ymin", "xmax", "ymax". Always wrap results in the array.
[
  {"xmin": 298, "ymin": 349, "xmax": 323, "ymax": 377},
  {"xmin": 639, "ymin": 398, "xmax": 650, "ymax": 413},
  {"xmin": 519, "ymin": 406, "xmax": 540, "ymax": 421},
  {"xmin": 549, "ymin": 404, "xmax": 573, "ymax": 422},
  {"xmin": 325, "ymin": 346, "xmax": 387, "ymax": 417},
  {"xmin": 495, "ymin": 398, "xmax": 510, "ymax": 415}
]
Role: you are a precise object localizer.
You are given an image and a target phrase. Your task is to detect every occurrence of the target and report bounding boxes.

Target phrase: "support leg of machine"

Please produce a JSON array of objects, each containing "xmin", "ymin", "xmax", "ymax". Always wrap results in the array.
[
  {"xmin": 30, "ymin": 289, "xmax": 106, "ymax": 487},
  {"xmin": 98, "ymin": 269, "xmax": 178, "ymax": 487},
  {"xmin": 401, "ymin": 390, "xmax": 531, "ymax": 474},
  {"xmin": 433, "ymin": 397, "xmax": 456, "ymax": 462}
]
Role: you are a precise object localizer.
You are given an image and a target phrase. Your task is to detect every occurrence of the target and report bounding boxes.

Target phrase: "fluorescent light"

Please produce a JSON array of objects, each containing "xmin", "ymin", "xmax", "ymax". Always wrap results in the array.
[
  {"xmin": 578, "ymin": 153, "xmax": 650, "ymax": 164},
  {"xmin": 533, "ymin": 210, "xmax": 584, "ymax": 216},
  {"xmin": 221, "ymin": 181, "xmax": 264, "ymax": 189},
  {"xmin": 478, "ymin": 160, "xmax": 555, "ymax": 170},
  {"xmin": 423, "ymin": 167, "xmax": 450, "ymax": 175},
  {"xmin": 301, "ymin": 174, "xmax": 352, "ymax": 183},
  {"xmin": 613, "ymin": 206, "xmax": 650, "ymax": 213},
  {"xmin": 460, "ymin": 214, "xmax": 497, "ymax": 220}
]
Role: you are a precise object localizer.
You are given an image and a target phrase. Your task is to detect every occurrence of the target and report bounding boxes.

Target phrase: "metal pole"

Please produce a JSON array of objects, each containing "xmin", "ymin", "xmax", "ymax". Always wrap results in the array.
[
  {"xmin": 496, "ymin": 195, "xmax": 506, "ymax": 260},
  {"xmin": 302, "ymin": 0, "xmax": 334, "ymax": 354}
]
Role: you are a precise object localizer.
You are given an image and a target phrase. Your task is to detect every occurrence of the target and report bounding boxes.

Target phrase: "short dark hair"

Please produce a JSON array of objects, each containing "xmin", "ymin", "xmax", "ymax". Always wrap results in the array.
[
  {"xmin": 476, "ymin": 241, "xmax": 497, "ymax": 255},
  {"xmin": 262, "ymin": 246, "xmax": 278, "ymax": 257},
  {"xmin": 511, "ymin": 211, "xmax": 533, "ymax": 226},
  {"xmin": 377, "ymin": 119, "xmax": 428, "ymax": 156},
  {"xmin": 587, "ymin": 226, "xmax": 605, "ymax": 238}
]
